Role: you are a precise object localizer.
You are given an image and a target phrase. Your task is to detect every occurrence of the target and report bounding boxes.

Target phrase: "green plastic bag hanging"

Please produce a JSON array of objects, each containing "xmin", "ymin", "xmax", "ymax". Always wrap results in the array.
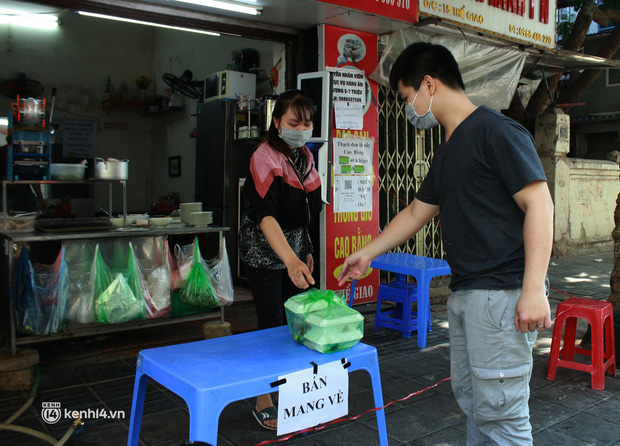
[
  {"xmin": 93, "ymin": 243, "xmax": 146, "ymax": 324},
  {"xmin": 284, "ymin": 289, "xmax": 364, "ymax": 354},
  {"xmin": 178, "ymin": 237, "xmax": 218, "ymax": 309}
]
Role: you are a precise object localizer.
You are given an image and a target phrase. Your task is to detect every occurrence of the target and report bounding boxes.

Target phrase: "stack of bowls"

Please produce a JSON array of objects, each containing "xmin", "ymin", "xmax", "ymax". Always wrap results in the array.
[
  {"xmin": 180, "ymin": 202, "xmax": 202, "ymax": 225},
  {"xmin": 189, "ymin": 211, "xmax": 213, "ymax": 228}
]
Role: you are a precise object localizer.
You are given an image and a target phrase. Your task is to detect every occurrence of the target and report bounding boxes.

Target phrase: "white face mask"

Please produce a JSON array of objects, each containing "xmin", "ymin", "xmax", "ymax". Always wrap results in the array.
[
  {"xmin": 278, "ymin": 125, "xmax": 313, "ymax": 148},
  {"xmin": 404, "ymin": 81, "xmax": 440, "ymax": 130}
]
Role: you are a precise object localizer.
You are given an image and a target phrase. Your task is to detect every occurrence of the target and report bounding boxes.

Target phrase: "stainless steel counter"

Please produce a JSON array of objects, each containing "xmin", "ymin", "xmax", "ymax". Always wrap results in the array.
[
  {"xmin": 1, "ymin": 225, "xmax": 230, "ymax": 354},
  {"xmin": 0, "ymin": 225, "xmax": 229, "ymax": 242}
]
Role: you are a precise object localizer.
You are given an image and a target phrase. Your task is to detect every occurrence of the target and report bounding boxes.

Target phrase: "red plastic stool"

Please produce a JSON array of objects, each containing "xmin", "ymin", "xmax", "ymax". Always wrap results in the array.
[{"xmin": 546, "ymin": 297, "xmax": 616, "ymax": 390}]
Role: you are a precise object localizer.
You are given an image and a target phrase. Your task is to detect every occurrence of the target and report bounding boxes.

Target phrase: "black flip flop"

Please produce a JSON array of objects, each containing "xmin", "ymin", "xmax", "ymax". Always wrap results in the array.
[{"xmin": 252, "ymin": 406, "xmax": 277, "ymax": 431}]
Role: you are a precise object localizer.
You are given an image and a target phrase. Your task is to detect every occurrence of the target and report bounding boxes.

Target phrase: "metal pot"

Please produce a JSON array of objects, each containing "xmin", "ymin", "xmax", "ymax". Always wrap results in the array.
[{"xmin": 93, "ymin": 158, "xmax": 129, "ymax": 180}]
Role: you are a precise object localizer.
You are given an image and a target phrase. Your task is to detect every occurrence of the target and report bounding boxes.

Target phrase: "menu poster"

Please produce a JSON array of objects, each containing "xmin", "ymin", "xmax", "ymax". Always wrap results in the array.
[
  {"xmin": 62, "ymin": 118, "xmax": 96, "ymax": 158},
  {"xmin": 333, "ymin": 137, "xmax": 373, "ymax": 175}
]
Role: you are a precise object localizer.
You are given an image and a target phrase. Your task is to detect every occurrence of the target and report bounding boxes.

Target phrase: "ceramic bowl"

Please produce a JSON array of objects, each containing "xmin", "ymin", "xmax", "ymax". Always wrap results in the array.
[
  {"xmin": 150, "ymin": 217, "xmax": 173, "ymax": 228},
  {"xmin": 109, "ymin": 217, "xmax": 125, "ymax": 228}
]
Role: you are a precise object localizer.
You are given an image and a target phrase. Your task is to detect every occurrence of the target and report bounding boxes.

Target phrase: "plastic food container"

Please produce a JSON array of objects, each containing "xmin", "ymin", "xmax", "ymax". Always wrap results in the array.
[
  {"xmin": 50, "ymin": 163, "xmax": 87, "ymax": 180},
  {"xmin": 237, "ymin": 126, "xmax": 249, "ymax": 139},
  {"xmin": 2, "ymin": 214, "xmax": 36, "ymax": 232},
  {"xmin": 127, "ymin": 214, "xmax": 149, "ymax": 226},
  {"xmin": 284, "ymin": 290, "xmax": 364, "ymax": 353}
]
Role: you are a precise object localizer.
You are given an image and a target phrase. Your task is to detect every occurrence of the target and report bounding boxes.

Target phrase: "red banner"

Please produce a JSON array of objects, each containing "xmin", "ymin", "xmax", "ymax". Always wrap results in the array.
[
  {"xmin": 321, "ymin": 25, "xmax": 380, "ymax": 305},
  {"xmin": 318, "ymin": 0, "xmax": 418, "ymax": 22}
]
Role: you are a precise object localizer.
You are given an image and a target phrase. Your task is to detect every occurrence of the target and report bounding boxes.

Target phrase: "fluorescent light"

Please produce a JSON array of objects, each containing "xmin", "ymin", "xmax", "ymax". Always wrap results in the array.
[
  {"xmin": 77, "ymin": 11, "xmax": 220, "ymax": 36},
  {"xmin": 173, "ymin": 0, "xmax": 262, "ymax": 16},
  {"xmin": 0, "ymin": 12, "xmax": 59, "ymax": 30},
  {"xmin": 0, "ymin": 118, "xmax": 8, "ymax": 126}
]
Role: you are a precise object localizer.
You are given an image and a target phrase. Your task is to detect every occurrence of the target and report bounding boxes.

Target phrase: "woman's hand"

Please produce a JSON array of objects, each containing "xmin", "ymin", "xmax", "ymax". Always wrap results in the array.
[
  {"xmin": 305, "ymin": 254, "xmax": 314, "ymax": 274},
  {"xmin": 285, "ymin": 257, "xmax": 315, "ymax": 290}
]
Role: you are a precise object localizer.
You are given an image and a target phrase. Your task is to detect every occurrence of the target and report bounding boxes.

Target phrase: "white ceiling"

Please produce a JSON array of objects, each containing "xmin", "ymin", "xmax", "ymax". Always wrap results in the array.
[
  {"xmin": 4, "ymin": 0, "xmax": 620, "ymax": 70},
  {"xmin": 142, "ymin": 0, "xmax": 414, "ymax": 34},
  {"xmin": 1, "ymin": 0, "xmax": 414, "ymax": 35},
  {"xmin": 0, "ymin": 0, "xmax": 58, "ymax": 13}
]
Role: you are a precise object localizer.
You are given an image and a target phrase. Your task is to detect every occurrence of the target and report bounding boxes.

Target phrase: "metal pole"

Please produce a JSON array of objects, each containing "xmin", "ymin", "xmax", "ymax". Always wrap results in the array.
[
  {"xmin": 122, "ymin": 181, "xmax": 127, "ymax": 227},
  {"xmin": 2, "ymin": 181, "xmax": 7, "ymax": 230}
]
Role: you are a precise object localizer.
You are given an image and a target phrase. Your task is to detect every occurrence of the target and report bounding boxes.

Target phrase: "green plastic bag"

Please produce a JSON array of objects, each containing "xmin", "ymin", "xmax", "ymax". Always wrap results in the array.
[
  {"xmin": 284, "ymin": 289, "xmax": 364, "ymax": 353},
  {"xmin": 93, "ymin": 243, "xmax": 146, "ymax": 324},
  {"xmin": 177, "ymin": 238, "xmax": 218, "ymax": 309}
]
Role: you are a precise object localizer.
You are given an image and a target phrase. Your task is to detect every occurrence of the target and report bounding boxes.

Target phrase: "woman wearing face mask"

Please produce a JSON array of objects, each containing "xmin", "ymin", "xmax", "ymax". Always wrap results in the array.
[{"xmin": 239, "ymin": 89, "xmax": 322, "ymax": 431}]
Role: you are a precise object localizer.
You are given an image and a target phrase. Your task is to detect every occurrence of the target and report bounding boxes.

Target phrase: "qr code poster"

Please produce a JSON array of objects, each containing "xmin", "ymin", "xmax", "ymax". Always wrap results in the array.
[{"xmin": 334, "ymin": 175, "xmax": 372, "ymax": 213}]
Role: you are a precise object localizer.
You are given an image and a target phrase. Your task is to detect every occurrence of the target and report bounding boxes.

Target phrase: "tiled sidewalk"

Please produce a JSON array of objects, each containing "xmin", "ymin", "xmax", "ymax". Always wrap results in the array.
[{"xmin": 0, "ymin": 252, "xmax": 618, "ymax": 446}]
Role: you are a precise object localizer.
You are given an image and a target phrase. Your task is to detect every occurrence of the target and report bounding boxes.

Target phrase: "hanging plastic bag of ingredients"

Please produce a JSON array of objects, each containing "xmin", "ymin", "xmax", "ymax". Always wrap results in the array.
[
  {"xmin": 12, "ymin": 245, "xmax": 69, "ymax": 335},
  {"xmin": 128, "ymin": 242, "xmax": 156, "ymax": 319},
  {"xmin": 174, "ymin": 240, "xmax": 195, "ymax": 286},
  {"xmin": 207, "ymin": 237, "xmax": 234, "ymax": 306},
  {"xmin": 93, "ymin": 243, "xmax": 146, "ymax": 324},
  {"xmin": 168, "ymin": 239, "xmax": 182, "ymax": 291},
  {"xmin": 177, "ymin": 237, "xmax": 218, "ymax": 309},
  {"xmin": 11, "ymin": 245, "xmax": 36, "ymax": 333},
  {"xmin": 67, "ymin": 261, "xmax": 96, "ymax": 324},
  {"xmin": 143, "ymin": 240, "xmax": 173, "ymax": 318},
  {"xmin": 170, "ymin": 241, "xmax": 202, "ymax": 317},
  {"xmin": 284, "ymin": 289, "xmax": 364, "ymax": 354},
  {"xmin": 64, "ymin": 240, "xmax": 97, "ymax": 324}
]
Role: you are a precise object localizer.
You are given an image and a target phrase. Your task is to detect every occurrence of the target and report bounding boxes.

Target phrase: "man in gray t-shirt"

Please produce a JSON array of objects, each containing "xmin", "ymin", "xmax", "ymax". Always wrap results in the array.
[{"xmin": 338, "ymin": 43, "xmax": 554, "ymax": 445}]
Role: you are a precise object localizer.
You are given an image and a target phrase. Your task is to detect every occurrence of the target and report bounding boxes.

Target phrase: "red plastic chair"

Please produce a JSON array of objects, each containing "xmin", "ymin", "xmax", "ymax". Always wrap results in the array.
[{"xmin": 546, "ymin": 297, "xmax": 616, "ymax": 390}]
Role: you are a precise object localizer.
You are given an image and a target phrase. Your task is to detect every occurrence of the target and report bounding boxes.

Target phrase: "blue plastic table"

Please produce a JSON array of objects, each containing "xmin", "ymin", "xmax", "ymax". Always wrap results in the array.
[
  {"xmin": 350, "ymin": 253, "xmax": 451, "ymax": 348},
  {"xmin": 127, "ymin": 325, "xmax": 388, "ymax": 445}
]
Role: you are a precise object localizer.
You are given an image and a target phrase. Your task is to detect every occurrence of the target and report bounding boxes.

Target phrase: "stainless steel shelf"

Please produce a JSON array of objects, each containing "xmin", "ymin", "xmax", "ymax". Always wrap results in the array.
[
  {"xmin": 0, "ymin": 225, "xmax": 230, "ymax": 242},
  {"xmin": 4, "ymin": 179, "xmax": 126, "ymax": 184},
  {"xmin": 14, "ymin": 310, "xmax": 222, "ymax": 347},
  {"xmin": 2, "ymin": 179, "xmax": 128, "ymax": 231}
]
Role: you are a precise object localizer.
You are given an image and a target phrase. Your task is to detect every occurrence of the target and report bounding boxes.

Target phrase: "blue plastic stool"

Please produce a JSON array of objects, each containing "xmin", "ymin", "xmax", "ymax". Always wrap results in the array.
[
  {"xmin": 375, "ymin": 281, "xmax": 431, "ymax": 338},
  {"xmin": 127, "ymin": 325, "xmax": 388, "ymax": 446},
  {"xmin": 349, "ymin": 253, "xmax": 450, "ymax": 348}
]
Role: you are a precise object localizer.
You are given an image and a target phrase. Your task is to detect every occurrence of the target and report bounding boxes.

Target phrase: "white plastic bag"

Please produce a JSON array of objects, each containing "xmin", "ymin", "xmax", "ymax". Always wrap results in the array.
[{"xmin": 208, "ymin": 238, "xmax": 234, "ymax": 306}]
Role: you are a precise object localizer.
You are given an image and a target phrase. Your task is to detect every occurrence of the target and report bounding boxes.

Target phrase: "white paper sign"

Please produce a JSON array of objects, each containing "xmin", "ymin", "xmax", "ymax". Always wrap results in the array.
[
  {"xmin": 334, "ymin": 102, "xmax": 363, "ymax": 130},
  {"xmin": 331, "ymin": 69, "xmax": 366, "ymax": 107},
  {"xmin": 277, "ymin": 360, "xmax": 349, "ymax": 436},
  {"xmin": 333, "ymin": 138, "xmax": 373, "ymax": 175},
  {"xmin": 334, "ymin": 176, "xmax": 372, "ymax": 213},
  {"xmin": 62, "ymin": 119, "xmax": 96, "ymax": 158}
]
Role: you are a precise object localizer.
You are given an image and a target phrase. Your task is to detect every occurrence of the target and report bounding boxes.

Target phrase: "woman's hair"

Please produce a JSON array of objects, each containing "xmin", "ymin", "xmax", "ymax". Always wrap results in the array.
[
  {"xmin": 264, "ymin": 89, "xmax": 315, "ymax": 157},
  {"xmin": 389, "ymin": 42, "xmax": 465, "ymax": 92}
]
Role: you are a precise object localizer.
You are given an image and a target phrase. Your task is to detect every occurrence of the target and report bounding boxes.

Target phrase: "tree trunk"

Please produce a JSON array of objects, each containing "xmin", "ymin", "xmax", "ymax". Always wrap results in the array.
[
  {"xmin": 557, "ymin": 24, "xmax": 620, "ymax": 111},
  {"xmin": 610, "ymin": 191, "xmax": 620, "ymax": 315},
  {"xmin": 525, "ymin": 3, "xmax": 620, "ymax": 118}
]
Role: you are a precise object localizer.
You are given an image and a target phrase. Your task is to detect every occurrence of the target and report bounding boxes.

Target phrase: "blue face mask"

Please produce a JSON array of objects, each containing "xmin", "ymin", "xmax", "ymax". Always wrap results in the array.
[
  {"xmin": 405, "ymin": 82, "xmax": 440, "ymax": 130},
  {"xmin": 278, "ymin": 126, "xmax": 313, "ymax": 148}
]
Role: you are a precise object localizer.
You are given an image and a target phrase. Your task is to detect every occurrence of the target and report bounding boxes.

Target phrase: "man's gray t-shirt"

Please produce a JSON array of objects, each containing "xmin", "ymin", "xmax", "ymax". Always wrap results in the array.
[{"xmin": 416, "ymin": 106, "xmax": 547, "ymax": 291}]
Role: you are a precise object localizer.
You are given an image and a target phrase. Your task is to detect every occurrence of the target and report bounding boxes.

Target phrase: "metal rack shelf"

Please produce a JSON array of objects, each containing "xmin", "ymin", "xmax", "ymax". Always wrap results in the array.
[
  {"xmin": 2, "ymin": 179, "xmax": 127, "ymax": 230},
  {"xmin": 1, "ymin": 226, "xmax": 230, "ymax": 354}
]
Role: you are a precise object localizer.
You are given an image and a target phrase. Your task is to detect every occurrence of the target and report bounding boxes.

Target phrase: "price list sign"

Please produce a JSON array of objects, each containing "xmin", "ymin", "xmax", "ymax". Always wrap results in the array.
[{"xmin": 333, "ymin": 138, "xmax": 373, "ymax": 213}]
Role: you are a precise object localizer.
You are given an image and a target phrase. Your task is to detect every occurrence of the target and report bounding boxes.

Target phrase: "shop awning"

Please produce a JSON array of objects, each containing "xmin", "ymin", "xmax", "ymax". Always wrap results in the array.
[{"xmin": 371, "ymin": 22, "xmax": 620, "ymax": 110}]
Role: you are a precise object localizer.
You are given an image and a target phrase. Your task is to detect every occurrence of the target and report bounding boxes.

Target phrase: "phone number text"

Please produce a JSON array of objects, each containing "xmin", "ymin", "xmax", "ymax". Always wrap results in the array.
[{"xmin": 508, "ymin": 24, "xmax": 552, "ymax": 44}]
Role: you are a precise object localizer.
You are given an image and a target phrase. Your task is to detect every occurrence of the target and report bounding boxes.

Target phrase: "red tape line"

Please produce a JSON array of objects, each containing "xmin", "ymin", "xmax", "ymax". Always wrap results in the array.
[{"xmin": 254, "ymin": 376, "xmax": 451, "ymax": 445}]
